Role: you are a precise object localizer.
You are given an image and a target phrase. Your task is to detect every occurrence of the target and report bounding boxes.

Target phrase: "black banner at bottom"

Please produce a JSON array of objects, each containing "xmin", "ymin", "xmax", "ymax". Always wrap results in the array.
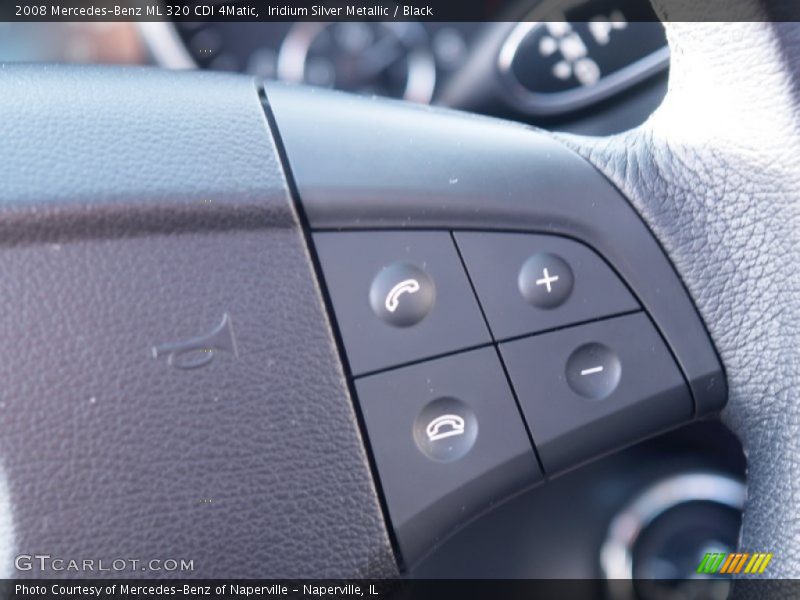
[{"xmin": 2, "ymin": 579, "xmax": 800, "ymax": 600}]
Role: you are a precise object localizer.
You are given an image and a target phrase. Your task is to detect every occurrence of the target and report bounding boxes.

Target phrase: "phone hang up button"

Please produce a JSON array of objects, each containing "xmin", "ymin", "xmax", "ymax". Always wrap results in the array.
[
  {"xmin": 354, "ymin": 347, "xmax": 542, "ymax": 566},
  {"xmin": 413, "ymin": 397, "xmax": 478, "ymax": 462}
]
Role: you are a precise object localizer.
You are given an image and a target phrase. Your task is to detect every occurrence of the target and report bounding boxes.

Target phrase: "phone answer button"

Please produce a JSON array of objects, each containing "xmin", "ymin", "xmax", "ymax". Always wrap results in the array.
[
  {"xmin": 313, "ymin": 231, "xmax": 491, "ymax": 376},
  {"xmin": 369, "ymin": 262, "xmax": 436, "ymax": 327}
]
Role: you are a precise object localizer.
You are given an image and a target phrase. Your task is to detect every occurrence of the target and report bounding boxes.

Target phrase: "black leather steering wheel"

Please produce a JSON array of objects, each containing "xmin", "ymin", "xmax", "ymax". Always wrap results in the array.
[
  {"xmin": 0, "ymin": 0, "xmax": 797, "ymax": 584},
  {"xmin": 567, "ymin": 9, "xmax": 800, "ymax": 578}
]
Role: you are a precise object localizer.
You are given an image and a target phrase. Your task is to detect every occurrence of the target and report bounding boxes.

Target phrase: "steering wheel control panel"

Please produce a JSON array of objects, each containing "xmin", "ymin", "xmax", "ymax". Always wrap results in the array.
[
  {"xmin": 266, "ymin": 83, "xmax": 727, "ymax": 569},
  {"xmin": 314, "ymin": 230, "xmax": 693, "ymax": 564}
]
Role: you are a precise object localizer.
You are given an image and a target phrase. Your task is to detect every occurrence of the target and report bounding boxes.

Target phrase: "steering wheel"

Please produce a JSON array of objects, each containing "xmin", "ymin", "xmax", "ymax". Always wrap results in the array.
[{"xmin": 0, "ymin": 0, "xmax": 796, "ymax": 583}]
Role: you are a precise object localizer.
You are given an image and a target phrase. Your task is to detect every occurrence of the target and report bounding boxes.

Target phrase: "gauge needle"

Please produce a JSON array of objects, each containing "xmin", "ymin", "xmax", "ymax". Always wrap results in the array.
[{"xmin": 355, "ymin": 35, "xmax": 406, "ymax": 81}]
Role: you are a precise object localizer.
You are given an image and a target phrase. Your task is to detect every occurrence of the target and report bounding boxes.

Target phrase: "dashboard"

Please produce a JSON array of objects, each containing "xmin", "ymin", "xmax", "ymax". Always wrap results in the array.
[
  {"xmin": 141, "ymin": 12, "xmax": 669, "ymax": 134},
  {"xmin": 144, "ymin": 21, "xmax": 483, "ymax": 103},
  {"xmin": 0, "ymin": 1, "xmax": 670, "ymax": 135}
]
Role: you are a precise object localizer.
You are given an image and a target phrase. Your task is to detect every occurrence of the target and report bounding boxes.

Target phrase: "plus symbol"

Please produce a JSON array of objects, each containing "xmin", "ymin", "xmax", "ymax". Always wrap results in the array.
[{"xmin": 535, "ymin": 268, "xmax": 560, "ymax": 293}]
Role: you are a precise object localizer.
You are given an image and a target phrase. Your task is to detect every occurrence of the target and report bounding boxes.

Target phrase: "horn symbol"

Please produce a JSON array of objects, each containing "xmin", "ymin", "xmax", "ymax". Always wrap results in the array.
[{"xmin": 152, "ymin": 313, "xmax": 238, "ymax": 370}]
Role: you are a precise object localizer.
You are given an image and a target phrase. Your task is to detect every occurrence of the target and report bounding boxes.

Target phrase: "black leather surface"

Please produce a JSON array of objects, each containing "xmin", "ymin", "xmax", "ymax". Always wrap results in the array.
[
  {"xmin": 563, "ymin": 6, "xmax": 800, "ymax": 578},
  {"xmin": 0, "ymin": 66, "xmax": 397, "ymax": 578}
]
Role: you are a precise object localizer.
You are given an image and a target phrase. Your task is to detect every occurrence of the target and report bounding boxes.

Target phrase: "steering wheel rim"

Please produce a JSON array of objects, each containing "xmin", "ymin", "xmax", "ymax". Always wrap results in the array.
[{"xmin": 565, "ymin": 5, "xmax": 800, "ymax": 578}]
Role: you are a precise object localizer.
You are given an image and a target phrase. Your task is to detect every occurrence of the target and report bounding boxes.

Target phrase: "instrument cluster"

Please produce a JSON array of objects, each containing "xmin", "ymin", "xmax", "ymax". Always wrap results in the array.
[
  {"xmin": 142, "ymin": 21, "xmax": 483, "ymax": 104},
  {"xmin": 139, "ymin": 0, "xmax": 668, "ymax": 133}
]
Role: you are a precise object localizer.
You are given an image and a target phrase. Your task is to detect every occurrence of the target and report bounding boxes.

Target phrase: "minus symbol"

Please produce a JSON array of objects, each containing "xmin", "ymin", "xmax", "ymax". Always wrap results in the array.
[{"xmin": 580, "ymin": 366, "xmax": 604, "ymax": 376}]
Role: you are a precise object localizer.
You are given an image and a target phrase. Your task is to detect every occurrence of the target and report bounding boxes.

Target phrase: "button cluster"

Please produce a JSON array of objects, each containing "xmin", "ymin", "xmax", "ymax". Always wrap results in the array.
[{"xmin": 313, "ymin": 230, "xmax": 692, "ymax": 566}]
